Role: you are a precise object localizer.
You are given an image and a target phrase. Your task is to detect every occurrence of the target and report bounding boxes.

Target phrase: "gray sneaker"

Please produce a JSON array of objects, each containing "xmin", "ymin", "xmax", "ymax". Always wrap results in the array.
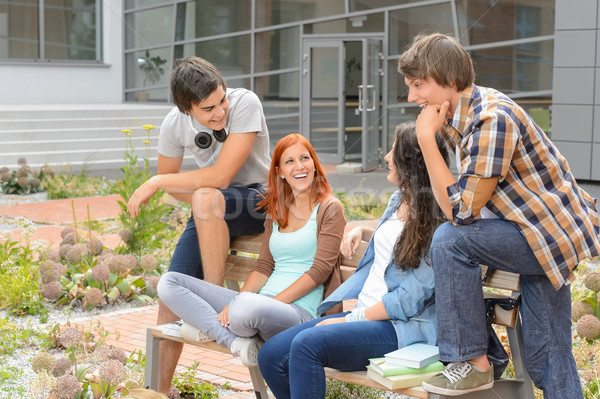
[
  {"xmin": 180, "ymin": 321, "xmax": 212, "ymax": 343},
  {"xmin": 230, "ymin": 336, "xmax": 264, "ymax": 367},
  {"xmin": 161, "ymin": 319, "xmax": 183, "ymax": 337},
  {"xmin": 422, "ymin": 361, "xmax": 494, "ymax": 396}
]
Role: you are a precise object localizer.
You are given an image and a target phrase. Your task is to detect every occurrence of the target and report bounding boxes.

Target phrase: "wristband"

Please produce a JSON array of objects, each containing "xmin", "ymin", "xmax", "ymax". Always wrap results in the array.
[{"xmin": 344, "ymin": 308, "xmax": 368, "ymax": 322}]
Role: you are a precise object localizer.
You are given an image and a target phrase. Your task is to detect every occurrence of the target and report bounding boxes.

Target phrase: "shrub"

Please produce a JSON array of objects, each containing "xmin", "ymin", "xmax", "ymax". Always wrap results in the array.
[
  {"xmin": 0, "ymin": 159, "xmax": 53, "ymax": 195},
  {"xmin": 113, "ymin": 126, "xmax": 174, "ymax": 255}
]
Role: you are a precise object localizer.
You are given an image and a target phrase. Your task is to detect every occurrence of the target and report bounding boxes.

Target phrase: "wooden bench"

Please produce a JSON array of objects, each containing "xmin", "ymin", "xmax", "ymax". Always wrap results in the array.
[{"xmin": 144, "ymin": 234, "xmax": 534, "ymax": 399}]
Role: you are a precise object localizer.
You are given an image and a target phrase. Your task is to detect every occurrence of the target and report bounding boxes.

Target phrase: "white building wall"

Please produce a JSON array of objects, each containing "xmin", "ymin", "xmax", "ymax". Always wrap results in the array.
[{"xmin": 0, "ymin": 0, "xmax": 124, "ymax": 105}]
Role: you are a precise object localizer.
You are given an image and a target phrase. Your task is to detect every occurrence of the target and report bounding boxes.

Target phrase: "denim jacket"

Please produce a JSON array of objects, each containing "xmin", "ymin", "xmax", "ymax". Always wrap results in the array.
[{"xmin": 317, "ymin": 190, "xmax": 437, "ymax": 348}]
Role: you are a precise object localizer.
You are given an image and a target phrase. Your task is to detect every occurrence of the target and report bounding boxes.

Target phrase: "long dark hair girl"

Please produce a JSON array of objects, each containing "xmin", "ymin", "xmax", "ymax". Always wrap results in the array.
[{"xmin": 392, "ymin": 121, "xmax": 450, "ymax": 269}]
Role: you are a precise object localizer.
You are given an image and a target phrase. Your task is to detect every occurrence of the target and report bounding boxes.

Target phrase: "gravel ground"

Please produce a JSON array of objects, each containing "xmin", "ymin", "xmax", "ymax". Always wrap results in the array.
[
  {"xmin": 0, "ymin": 302, "xmax": 149, "ymax": 398},
  {"xmin": 0, "ymin": 193, "xmax": 49, "ymax": 232},
  {"xmin": 0, "ymin": 192, "xmax": 48, "ymax": 206}
]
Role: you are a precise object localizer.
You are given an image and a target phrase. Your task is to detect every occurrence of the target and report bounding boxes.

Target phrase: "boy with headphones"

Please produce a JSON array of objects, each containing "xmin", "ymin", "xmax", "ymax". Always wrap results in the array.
[{"xmin": 127, "ymin": 56, "xmax": 270, "ymax": 394}]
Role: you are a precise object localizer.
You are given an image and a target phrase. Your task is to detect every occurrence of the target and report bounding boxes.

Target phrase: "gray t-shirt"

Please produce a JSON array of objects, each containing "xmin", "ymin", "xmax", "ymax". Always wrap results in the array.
[{"xmin": 157, "ymin": 88, "xmax": 270, "ymax": 187}]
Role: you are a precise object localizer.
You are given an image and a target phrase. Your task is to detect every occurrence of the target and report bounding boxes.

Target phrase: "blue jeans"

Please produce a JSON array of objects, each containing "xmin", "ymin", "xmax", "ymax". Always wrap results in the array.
[
  {"xmin": 169, "ymin": 184, "xmax": 265, "ymax": 279},
  {"xmin": 157, "ymin": 272, "xmax": 313, "ymax": 348},
  {"xmin": 258, "ymin": 313, "xmax": 398, "ymax": 399},
  {"xmin": 431, "ymin": 219, "xmax": 582, "ymax": 399}
]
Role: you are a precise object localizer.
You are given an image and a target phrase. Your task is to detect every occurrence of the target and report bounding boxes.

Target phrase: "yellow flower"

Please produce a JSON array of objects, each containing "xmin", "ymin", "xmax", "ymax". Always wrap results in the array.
[
  {"xmin": 121, "ymin": 129, "xmax": 132, "ymax": 135},
  {"xmin": 142, "ymin": 124, "xmax": 156, "ymax": 130},
  {"xmin": 143, "ymin": 140, "xmax": 150, "ymax": 145}
]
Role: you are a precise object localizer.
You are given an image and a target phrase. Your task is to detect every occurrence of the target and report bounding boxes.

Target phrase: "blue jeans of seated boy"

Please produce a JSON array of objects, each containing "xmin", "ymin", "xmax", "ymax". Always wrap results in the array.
[
  {"xmin": 258, "ymin": 313, "xmax": 398, "ymax": 399},
  {"xmin": 431, "ymin": 219, "xmax": 582, "ymax": 399},
  {"xmin": 169, "ymin": 184, "xmax": 265, "ymax": 279}
]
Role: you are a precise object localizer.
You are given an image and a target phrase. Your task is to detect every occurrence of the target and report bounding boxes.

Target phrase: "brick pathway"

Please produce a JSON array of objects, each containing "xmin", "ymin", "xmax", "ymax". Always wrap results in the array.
[{"xmin": 0, "ymin": 194, "xmax": 122, "ymax": 249}]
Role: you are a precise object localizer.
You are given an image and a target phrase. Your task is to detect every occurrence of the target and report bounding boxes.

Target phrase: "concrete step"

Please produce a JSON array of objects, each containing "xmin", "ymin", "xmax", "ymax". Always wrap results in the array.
[
  {"xmin": 0, "ymin": 104, "xmax": 173, "ymax": 119},
  {"xmin": 0, "ymin": 104, "xmax": 172, "ymax": 174},
  {"xmin": 0, "ymin": 136, "xmax": 158, "ymax": 154},
  {"xmin": 0, "ymin": 128, "xmax": 158, "ymax": 142},
  {"xmin": 0, "ymin": 116, "xmax": 165, "ymax": 131}
]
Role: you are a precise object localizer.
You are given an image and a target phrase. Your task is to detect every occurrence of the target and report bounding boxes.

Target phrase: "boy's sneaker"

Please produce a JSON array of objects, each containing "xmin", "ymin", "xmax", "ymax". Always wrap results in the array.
[
  {"xmin": 230, "ymin": 336, "xmax": 264, "ymax": 367},
  {"xmin": 161, "ymin": 319, "xmax": 183, "ymax": 337},
  {"xmin": 422, "ymin": 361, "xmax": 494, "ymax": 396},
  {"xmin": 180, "ymin": 321, "xmax": 212, "ymax": 343}
]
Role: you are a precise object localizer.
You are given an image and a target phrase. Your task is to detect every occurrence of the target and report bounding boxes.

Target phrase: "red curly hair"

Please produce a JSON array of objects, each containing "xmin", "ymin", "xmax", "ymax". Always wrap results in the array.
[{"xmin": 257, "ymin": 133, "xmax": 331, "ymax": 228}]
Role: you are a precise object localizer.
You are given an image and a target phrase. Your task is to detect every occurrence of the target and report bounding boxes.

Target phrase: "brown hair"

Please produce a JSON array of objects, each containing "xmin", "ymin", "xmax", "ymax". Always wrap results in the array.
[
  {"xmin": 257, "ymin": 134, "xmax": 331, "ymax": 228},
  {"xmin": 170, "ymin": 57, "xmax": 227, "ymax": 113},
  {"xmin": 391, "ymin": 121, "xmax": 450, "ymax": 269},
  {"xmin": 398, "ymin": 33, "xmax": 474, "ymax": 91}
]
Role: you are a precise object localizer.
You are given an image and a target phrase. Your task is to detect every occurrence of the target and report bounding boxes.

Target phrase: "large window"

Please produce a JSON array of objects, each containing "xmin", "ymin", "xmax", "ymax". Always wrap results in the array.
[
  {"xmin": 0, "ymin": 0, "xmax": 101, "ymax": 61},
  {"xmin": 471, "ymin": 40, "xmax": 553, "ymax": 94},
  {"xmin": 456, "ymin": 0, "xmax": 554, "ymax": 46},
  {"xmin": 388, "ymin": 4, "xmax": 454, "ymax": 56},
  {"xmin": 125, "ymin": 4, "xmax": 174, "ymax": 49},
  {"xmin": 255, "ymin": 27, "xmax": 299, "ymax": 73},
  {"xmin": 256, "ymin": 0, "xmax": 345, "ymax": 28},
  {"xmin": 176, "ymin": 35, "xmax": 251, "ymax": 77},
  {"xmin": 175, "ymin": 0, "xmax": 251, "ymax": 41}
]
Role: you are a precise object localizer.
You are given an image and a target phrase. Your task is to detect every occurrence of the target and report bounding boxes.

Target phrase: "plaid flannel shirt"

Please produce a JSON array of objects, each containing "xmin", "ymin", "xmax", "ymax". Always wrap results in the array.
[{"xmin": 442, "ymin": 85, "xmax": 600, "ymax": 289}]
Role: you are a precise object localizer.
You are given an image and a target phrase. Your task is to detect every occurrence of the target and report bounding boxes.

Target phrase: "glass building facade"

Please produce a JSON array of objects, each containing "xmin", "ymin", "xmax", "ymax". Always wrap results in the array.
[
  {"xmin": 1, "ymin": 0, "xmax": 556, "ymax": 170},
  {"xmin": 122, "ymin": 0, "xmax": 555, "ymax": 169}
]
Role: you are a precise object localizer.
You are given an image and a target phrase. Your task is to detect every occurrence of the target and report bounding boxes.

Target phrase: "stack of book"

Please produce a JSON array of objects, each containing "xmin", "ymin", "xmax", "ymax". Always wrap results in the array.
[{"xmin": 366, "ymin": 343, "xmax": 444, "ymax": 389}]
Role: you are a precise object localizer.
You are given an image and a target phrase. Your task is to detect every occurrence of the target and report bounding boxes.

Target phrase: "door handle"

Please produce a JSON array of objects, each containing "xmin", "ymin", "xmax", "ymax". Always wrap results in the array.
[
  {"xmin": 366, "ymin": 85, "xmax": 376, "ymax": 111},
  {"xmin": 358, "ymin": 85, "xmax": 376, "ymax": 112},
  {"xmin": 357, "ymin": 84, "xmax": 364, "ymax": 111}
]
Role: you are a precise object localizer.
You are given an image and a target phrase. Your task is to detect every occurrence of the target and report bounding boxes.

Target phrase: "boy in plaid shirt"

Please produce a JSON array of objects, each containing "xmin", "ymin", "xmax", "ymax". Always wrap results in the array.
[{"xmin": 399, "ymin": 33, "xmax": 600, "ymax": 398}]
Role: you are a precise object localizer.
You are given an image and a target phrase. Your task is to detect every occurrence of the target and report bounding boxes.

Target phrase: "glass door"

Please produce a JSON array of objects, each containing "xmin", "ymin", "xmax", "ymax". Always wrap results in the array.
[
  {"xmin": 302, "ymin": 39, "xmax": 345, "ymax": 164},
  {"xmin": 361, "ymin": 38, "xmax": 382, "ymax": 171},
  {"xmin": 301, "ymin": 37, "xmax": 383, "ymax": 169}
]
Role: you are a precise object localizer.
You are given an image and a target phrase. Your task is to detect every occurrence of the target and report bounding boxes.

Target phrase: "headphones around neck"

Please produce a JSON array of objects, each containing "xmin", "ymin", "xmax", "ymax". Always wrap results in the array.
[{"xmin": 188, "ymin": 115, "xmax": 228, "ymax": 149}]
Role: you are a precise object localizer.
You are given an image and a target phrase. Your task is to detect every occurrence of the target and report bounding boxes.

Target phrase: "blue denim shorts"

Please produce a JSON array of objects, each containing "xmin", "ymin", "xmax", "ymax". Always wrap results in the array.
[{"xmin": 168, "ymin": 184, "xmax": 266, "ymax": 279}]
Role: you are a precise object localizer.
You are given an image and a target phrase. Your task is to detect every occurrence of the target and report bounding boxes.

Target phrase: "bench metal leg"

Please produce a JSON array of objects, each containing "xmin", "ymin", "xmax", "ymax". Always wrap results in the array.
[
  {"xmin": 506, "ymin": 314, "xmax": 535, "ymax": 399},
  {"xmin": 144, "ymin": 328, "xmax": 162, "ymax": 390},
  {"xmin": 248, "ymin": 365, "xmax": 269, "ymax": 399}
]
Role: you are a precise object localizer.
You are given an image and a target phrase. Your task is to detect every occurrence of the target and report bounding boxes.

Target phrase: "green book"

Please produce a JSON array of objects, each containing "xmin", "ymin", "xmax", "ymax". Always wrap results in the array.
[
  {"xmin": 368, "ymin": 357, "xmax": 444, "ymax": 377},
  {"xmin": 366, "ymin": 365, "xmax": 440, "ymax": 390}
]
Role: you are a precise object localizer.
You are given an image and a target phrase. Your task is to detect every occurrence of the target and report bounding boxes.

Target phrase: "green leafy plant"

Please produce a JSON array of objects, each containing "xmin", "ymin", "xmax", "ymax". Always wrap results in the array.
[
  {"xmin": 1, "ymin": 364, "xmax": 26, "ymax": 398},
  {"xmin": 46, "ymin": 173, "xmax": 108, "ymax": 200},
  {"xmin": 571, "ymin": 261, "xmax": 600, "ymax": 341},
  {"xmin": 139, "ymin": 50, "xmax": 167, "ymax": 87},
  {"xmin": 334, "ymin": 179, "xmax": 389, "ymax": 221},
  {"xmin": 0, "ymin": 318, "xmax": 40, "ymax": 360},
  {"xmin": 41, "ymin": 226, "xmax": 159, "ymax": 310},
  {"xmin": 0, "ymin": 158, "xmax": 53, "ymax": 195},
  {"xmin": 0, "ymin": 220, "xmax": 48, "ymax": 319},
  {"xmin": 113, "ymin": 126, "xmax": 173, "ymax": 255},
  {"xmin": 325, "ymin": 378, "xmax": 382, "ymax": 399},
  {"xmin": 172, "ymin": 362, "xmax": 219, "ymax": 399}
]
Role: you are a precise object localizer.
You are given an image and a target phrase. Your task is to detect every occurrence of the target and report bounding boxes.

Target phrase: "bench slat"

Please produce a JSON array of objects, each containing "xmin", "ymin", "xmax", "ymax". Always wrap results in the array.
[
  {"xmin": 340, "ymin": 241, "xmax": 369, "ymax": 268},
  {"xmin": 230, "ymin": 234, "xmax": 264, "ymax": 254},
  {"xmin": 224, "ymin": 255, "xmax": 257, "ymax": 282},
  {"xmin": 148, "ymin": 326, "xmax": 232, "ymax": 354},
  {"xmin": 324, "ymin": 368, "xmax": 429, "ymax": 399}
]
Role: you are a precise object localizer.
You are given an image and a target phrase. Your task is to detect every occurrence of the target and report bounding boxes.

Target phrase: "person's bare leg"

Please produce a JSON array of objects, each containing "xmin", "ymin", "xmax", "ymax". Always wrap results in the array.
[
  {"xmin": 192, "ymin": 188, "xmax": 229, "ymax": 285},
  {"xmin": 157, "ymin": 300, "xmax": 184, "ymax": 394}
]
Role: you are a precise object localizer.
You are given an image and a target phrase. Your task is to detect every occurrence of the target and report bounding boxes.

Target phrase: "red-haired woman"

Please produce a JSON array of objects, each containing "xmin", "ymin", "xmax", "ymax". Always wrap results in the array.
[{"xmin": 158, "ymin": 133, "xmax": 346, "ymax": 367}]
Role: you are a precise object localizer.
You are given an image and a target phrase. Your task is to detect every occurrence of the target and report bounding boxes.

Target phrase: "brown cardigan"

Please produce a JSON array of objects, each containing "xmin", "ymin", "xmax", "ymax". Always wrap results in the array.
[{"xmin": 253, "ymin": 195, "xmax": 346, "ymax": 315}]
